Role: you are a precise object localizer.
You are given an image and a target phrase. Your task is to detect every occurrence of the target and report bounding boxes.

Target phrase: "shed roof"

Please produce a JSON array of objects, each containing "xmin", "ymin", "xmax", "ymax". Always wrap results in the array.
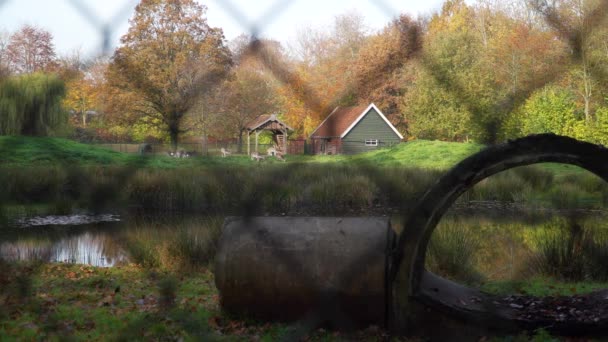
[
  {"xmin": 246, "ymin": 114, "xmax": 293, "ymax": 132},
  {"xmin": 310, "ymin": 104, "xmax": 403, "ymax": 139},
  {"xmin": 309, "ymin": 106, "xmax": 368, "ymax": 138}
]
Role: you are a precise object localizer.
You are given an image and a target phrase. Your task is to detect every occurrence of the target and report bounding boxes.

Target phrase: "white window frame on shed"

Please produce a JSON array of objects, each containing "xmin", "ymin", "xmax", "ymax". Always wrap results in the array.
[{"xmin": 365, "ymin": 139, "xmax": 378, "ymax": 146}]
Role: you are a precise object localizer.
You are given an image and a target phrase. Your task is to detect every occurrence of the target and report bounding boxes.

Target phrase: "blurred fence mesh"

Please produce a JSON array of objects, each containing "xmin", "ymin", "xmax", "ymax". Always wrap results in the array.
[{"xmin": 2, "ymin": 0, "xmax": 608, "ymax": 339}]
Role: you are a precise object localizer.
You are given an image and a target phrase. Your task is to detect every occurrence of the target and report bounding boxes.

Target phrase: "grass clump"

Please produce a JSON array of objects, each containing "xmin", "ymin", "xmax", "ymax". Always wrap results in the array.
[
  {"xmin": 120, "ymin": 216, "xmax": 222, "ymax": 271},
  {"xmin": 528, "ymin": 218, "xmax": 608, "ymax": 282},
  {"xmin": 426, "ymin": 219, "xmax": 483, "ymax": 285}
]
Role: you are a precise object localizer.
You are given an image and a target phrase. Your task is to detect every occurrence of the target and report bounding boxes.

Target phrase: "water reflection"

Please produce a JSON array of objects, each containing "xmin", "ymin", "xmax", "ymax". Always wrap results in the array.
[
  {"xmin": 0, "ymin": 213, "xmax": 221, "ymax": 268},
  {"xmin": 0, "ymin": 232, "xmax": 128, "ymax": 267}
]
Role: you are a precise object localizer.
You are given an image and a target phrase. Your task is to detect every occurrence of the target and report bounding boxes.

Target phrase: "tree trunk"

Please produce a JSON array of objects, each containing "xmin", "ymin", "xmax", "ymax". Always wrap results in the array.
[
  {"xmin": 237, "ymin": 129, "xmax": 243, "ymax": 153},
  {"xmin": 201, "ymin": 130, "xmax": 208, "ymax": 156},
  {"xmin": 169, "ymin": 113, "xmax": 182, "ymax": 152},
  {"xmin": 582, "ymin": 61, "xmax": 592, "ymax": 122},
  {"xmin": 169, "ymin": 126, "xmax": 179, "ymax": 152}
]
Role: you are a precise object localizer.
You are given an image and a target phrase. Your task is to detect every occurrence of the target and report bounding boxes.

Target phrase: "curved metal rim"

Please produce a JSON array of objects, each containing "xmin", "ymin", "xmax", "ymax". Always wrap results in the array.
[{"xmin": 391, "ymin": 134, "xmax": 608, "ymax": 332}]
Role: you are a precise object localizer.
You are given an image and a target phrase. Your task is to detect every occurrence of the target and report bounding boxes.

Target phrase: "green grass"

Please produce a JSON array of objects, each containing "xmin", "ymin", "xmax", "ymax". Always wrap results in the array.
[
  {"xmin": 0, "ymin": 135, "xmax": 597, "ymax": 177},
  {"xmin": 0, "ymin": 261, "xmax": 595, "ymax": 341},
  {"xmin": 0, "ymin": 136, "xmax": 136, "ymax": 166},
  {"xmin": 481, "ymin": 277, "xmax": 607, "ymax": 297},
  {"xmin": 0, "ymin": 136, "xmax": 485, "ymax": 169},
  {"xmin": 0, "ymin": 262, "xmax": 400, "ymax": 341},
  {"xmin": 0, "ymin": 262, "xmax": 220, "ymax": 341},
  {"xmin": 287, "ymin": 139, "xmax": 485, "ymax": 169},
  {"xmin": 350, "ymin": 139, "xmax": 485, "ymax": 169},
  {"xmin": 2, "ymin": 136, "xmax": 599, "ymax": 177},
  {"xmin": 0, "ymin": 136, "xmax": 277, "ymax": 169}
]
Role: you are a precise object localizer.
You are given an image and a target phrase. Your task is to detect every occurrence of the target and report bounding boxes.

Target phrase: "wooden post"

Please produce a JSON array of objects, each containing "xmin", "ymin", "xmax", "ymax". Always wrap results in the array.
[
  {"xmin": 247, "ymin": 130, "xmax": 250, "ymax": 156},
  {"xmin": 283, "ymin": 129, "xmax": 287, "ymax": 155},
  {"xmin": 255, "ymin": 131, "xmax": 260, "ymax": 153}
]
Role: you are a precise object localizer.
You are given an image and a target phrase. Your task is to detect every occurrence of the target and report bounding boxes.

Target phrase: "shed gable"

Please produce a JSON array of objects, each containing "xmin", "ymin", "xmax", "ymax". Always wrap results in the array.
[{"xmin": 342, "ymin": 107, "xmax": 402, "ymax": 154}]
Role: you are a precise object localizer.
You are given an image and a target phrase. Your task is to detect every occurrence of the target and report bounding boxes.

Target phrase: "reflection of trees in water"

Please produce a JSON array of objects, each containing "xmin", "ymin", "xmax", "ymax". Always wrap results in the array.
[
  {"xmin": 53, "ymin": 232, "xmax": 128, "ymax": 267},
  {"xmin": 0, "ymin": 232, "xmax": 128, "ymax": 267},
  {"xmin": 0, "ymin": 239, "xmax": 54, "ymax": 262}
]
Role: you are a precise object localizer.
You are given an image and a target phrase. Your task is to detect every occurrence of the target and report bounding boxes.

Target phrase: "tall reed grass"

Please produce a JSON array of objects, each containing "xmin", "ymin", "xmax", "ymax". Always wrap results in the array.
[
  {"xmin": 426, "ymin": 220, "xmax": 483, "ymax": 285},
  {"xmin": 529, "ymin": 218, "xmax": 608, "ymax": 281},
  {"xmin": 3, "ymin": 164, "xmax": 605, "ymax": 216},
  {"xmin": 119, "ymin": 216, "xmax": 222, "ymax": 271}
]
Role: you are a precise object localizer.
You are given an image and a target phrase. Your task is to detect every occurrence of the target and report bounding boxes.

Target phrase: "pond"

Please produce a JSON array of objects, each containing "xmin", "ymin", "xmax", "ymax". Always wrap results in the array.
[
  {"xmin": 0, "ymin": 212, "xmax": 223, "ymax": 268},
  {"xmin": 2, "ymin": 205, "xmax": 608, "ymax": 286}
]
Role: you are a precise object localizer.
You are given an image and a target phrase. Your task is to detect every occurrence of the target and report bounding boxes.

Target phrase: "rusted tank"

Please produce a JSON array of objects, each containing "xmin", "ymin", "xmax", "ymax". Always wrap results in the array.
[{"xmin": 215, "ymin": 216, "xmax": 395, "ymax": 327}]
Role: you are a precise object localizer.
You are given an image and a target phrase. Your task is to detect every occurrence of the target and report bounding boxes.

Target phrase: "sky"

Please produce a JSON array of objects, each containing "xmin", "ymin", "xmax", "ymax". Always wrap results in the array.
[{"xmin": 0, "ymin": 0, "xmax": 446, "ymax": 58}]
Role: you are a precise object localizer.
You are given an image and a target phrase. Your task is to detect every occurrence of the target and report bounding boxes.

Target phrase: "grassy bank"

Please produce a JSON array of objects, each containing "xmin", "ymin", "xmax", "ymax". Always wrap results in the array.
[
  {"xmin": 0, "ymin": 262, "xmax": 229, "ymax": 341},
  {"xmin": 5, "ymin": 135, "xmax": 606, "ymax": 216},
  {"xmin": 0, "ymin": 261, "xmax": 583, "ymax": 341},
  {"xmin": 0, "ymin": 135, "xmax": 593, "ymax": 172},
  {"xmin": 0, "ymin": 262, "xmax": 411, "ymax": 341}
]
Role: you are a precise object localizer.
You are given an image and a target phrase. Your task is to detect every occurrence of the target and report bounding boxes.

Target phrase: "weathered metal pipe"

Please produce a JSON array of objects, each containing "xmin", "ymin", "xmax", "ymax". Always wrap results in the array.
[{"xmin": 215, "ymin": 216, "xmax": 395, "ymax": 327}]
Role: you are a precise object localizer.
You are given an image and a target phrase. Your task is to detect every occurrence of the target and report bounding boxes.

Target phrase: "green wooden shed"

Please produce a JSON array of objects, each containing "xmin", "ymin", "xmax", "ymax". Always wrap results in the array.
[{"xmin": 309, "ymin": 104, "xmax": 403, "ymax": 155}]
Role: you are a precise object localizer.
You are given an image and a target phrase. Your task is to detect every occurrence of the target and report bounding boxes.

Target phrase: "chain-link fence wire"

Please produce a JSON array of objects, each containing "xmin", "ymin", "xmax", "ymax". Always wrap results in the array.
[
  {"xmin": 213, "ymin": 0, "xmax": 295, "ymax": 39},
  {"xmin": 0, "ymin": 0, "xmax": 137, "ymax": 55},
  {"xmin": 66, "ymin": 0, "xmax": 140, "ymax": 55},
  {"xmin": 2, "ymin": 0, "xmax": 608, "ymax": 339}
]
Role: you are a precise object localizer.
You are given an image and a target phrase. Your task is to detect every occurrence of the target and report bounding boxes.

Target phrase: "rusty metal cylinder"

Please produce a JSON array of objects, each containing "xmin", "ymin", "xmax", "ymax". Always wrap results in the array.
[{"xmin": 214, "ymin": 216, "xmax": 395, "ymax": 327}]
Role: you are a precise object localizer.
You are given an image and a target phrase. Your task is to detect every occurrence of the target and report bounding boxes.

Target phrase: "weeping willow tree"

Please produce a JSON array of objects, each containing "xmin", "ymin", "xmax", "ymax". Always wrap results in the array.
[{"xmin": 0, "ymin": 73, "xmax": 66, "ymax": 136}]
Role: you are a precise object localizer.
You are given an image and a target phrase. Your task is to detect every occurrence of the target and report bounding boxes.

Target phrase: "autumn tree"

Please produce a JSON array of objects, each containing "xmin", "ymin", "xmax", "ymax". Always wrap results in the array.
[
  {"xmin": 403, "ymin": 0, "xmax": 490, "ymax": 141},
  {"xmin": 400, "ymin": 0, "xmax": 571, "ymax": 143},
  {"xmin": 55, "ymin": 49, "xmax": 86, "ymax": 81},
  {"xmin": 529, "ymin": 0, "xmax": 608, "ymax": 122},
  {"xmin": 352, "ymin": 15, "xmax": 422, "ymax": 131},
  {"xmin": 108, "ymin": 0, "xmax": 232, "ymax": 150},
  {"xmin": 7, "ymin": 25, "xmax": 56, "ymax": 74},
  {"xmin": 211, "ymin": 38, "xmax": 279, "ymax": 150},
  {"xmin": 63, "ymin": 74, "xmax": 99, "ymax": 128},
  {"xmin": 560, "ymin": 0, "xmax": 608, "ymax": 122},
  {"xmin": 282, "ymin": 12, "xmax": 369, "ymax": 136}
]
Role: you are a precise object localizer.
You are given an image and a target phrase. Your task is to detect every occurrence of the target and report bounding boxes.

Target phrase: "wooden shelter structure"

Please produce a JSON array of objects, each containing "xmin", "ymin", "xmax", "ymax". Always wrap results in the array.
[{"xmin": 245, "ymin": 114, "xmax": 293, "ymax": 156}]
